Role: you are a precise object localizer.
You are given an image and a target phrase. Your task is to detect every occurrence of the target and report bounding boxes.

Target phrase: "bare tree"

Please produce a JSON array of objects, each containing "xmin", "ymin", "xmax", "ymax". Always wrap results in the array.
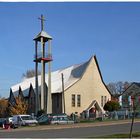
[
  {"xmin": 116, "ymin": 81, "xmax": 124, "ymax": 94},
  {"xmin": 22, "ymin": 69, "xmax": 41, "ymax": 78},
  {"xmin": 107, "ymin": 81, "xmax": 131, "ymax": 96},
  {"xmin": 107, "ymin": 82, "xmax": 118, "ymax": 95},
  {"xmin": 123, "ymin": 81, "xmax": 131, "ymax": 91}
]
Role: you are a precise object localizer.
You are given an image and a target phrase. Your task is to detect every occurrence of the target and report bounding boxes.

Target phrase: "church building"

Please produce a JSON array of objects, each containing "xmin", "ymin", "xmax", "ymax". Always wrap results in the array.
[{"xmin": 9, "ymin": 55, "xmax": 111, "ymax": 118}]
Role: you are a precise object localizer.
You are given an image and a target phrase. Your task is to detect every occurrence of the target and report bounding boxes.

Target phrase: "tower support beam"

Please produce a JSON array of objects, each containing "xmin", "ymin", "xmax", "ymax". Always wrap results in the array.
[
  {"xmin": 35, "ymin": 41, "xmax": 40, "ymax": 114},
  {"xmin": 41, "ymin": 37, "xmax": 45, "ymax": 110},
  {"xmin": 47, "ymin": 40, "xmax": 52, "ymax": 114}
]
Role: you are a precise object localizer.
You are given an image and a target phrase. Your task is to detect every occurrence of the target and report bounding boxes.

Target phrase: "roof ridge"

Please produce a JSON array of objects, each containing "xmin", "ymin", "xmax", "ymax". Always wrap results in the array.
[{"xmin": 55, "ymin": 60, "xmax": 89, "ymax": 73}]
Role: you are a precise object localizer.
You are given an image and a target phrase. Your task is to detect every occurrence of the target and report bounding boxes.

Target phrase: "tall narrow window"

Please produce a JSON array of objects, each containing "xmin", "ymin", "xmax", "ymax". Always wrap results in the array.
[
  {"xmin": 77, "ymin": 95, "xmax": 81, "ymax": 107},
  {"xmin": 72, "ymin": 94, "xmax": 75, "ymax": 107},
  {"xmin": 104, "ymin": 96, "xmax": 107, "ymax": 105},
  {"xmin": 101, "ymin": 96, "xmax": 104, "ymax": 107}
]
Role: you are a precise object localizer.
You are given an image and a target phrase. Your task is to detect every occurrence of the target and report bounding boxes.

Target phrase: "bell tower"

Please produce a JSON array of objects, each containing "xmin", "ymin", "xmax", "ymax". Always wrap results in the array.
[{"xmin": 34, "ymin": 14, "xmax": 53, "ymax": 114}]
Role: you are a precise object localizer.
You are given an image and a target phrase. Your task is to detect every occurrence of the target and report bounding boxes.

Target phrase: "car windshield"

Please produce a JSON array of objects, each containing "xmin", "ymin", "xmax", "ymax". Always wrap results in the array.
[{"xmin": 21, "ymin": 116, "xmax": 33, "ymax": 120}]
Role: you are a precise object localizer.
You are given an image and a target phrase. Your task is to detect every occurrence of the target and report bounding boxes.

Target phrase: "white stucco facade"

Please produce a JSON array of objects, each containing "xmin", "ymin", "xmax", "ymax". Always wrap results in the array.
[{"xmin": 64, "ymin": 56, "xmax": 111, "ymax": 116}]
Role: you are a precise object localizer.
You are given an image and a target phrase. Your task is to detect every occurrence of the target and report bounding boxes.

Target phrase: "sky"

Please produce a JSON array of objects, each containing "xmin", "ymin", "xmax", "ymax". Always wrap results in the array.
[{"xmin": 0, "ymin": 2, "xmax": 140, "ymax": 98}]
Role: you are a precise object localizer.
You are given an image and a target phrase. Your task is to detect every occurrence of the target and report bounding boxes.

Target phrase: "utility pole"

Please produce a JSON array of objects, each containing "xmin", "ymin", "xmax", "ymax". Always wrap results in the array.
[
  {"xmin": 61, "ymin": 73, "xmax": 65, "ymax": 114},
  {"xmin": 129, "ymin": 96, "xmax": 136, "ymax": 138}
]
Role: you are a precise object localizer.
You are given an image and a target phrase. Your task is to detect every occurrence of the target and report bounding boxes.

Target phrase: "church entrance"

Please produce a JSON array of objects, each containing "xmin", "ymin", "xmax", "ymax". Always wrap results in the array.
[
  {"xmin": 83, "ymin": 100, "xmax": 102, "ymax": 119},
  {"xmin": 89, "ymin": 107, "xmax": 96, "ymax": 118},
  {"xmin": 52, "ymin": 93, "xmax": 62, "ymax": 114}
]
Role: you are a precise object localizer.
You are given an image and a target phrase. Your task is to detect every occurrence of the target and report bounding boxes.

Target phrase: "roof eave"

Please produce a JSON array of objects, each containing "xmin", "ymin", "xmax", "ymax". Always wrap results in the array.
[{"xmin": 33, "ymin": 31, "xmax": 52, "ymax": 42}]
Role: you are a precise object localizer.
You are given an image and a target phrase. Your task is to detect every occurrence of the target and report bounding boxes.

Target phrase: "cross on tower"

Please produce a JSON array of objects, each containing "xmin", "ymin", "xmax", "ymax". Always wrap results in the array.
[{"xmin": 38, "ymin": 14, "xmax": 46, "ymax": 31}]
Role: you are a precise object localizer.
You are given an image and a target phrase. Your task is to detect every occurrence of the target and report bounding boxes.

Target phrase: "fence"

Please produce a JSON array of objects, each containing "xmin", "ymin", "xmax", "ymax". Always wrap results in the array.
[{"xmin": 108, "ymin": 110, "xmax": 140, "ymax": 120}]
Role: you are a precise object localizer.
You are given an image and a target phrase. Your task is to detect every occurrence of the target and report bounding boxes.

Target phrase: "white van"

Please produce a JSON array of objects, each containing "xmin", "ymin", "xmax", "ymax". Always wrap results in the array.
[
  {"xmin": 7, "ymin": 117, "xmax": 13, "ymax": 123},
  {"xmin": 12, "ymin": 115, "xmax": 38, "ymax": 126}
]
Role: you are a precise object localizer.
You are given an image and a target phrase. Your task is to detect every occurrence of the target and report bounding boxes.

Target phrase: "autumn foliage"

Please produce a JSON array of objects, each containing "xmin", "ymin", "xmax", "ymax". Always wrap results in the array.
[
  {"xmin": 0, "ymin": 98, "xmax": 8, "ymax": 117},
  {"xmin": 8, "ymin": 97, "xmax": 28, "ymax": 116}
]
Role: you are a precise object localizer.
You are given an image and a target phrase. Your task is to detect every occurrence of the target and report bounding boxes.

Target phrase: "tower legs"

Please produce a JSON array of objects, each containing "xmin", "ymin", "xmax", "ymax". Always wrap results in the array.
[{"xmin": 47, "ymin": 40, "xmax": 52, "ymax": 114}]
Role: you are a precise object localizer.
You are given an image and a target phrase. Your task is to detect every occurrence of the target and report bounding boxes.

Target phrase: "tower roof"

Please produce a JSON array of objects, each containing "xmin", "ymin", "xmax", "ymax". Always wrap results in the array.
[{"xmin": 33, "ymin": 31, "xmax": 52, "ymax": 42}]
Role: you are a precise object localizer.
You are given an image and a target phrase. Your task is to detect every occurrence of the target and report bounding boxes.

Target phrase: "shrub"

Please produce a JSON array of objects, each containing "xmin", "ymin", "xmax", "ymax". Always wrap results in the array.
[
  {"xmin": 37, "ymin": 109, "xmax": 45, "ymax": 118},
  {"xmin": 104, "ymin": 100, "xmax": 120, "ymax": 112}
]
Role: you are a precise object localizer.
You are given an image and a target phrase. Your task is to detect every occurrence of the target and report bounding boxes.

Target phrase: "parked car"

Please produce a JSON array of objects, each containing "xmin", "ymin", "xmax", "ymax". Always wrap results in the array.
[
  {"xmin": 37, "ymin": 114, "xmax": 52, "ymax": 125},
  {"xmin": 50, "ymin": 114, "xmax": 74, "ymax": 125},
  {"xmin": 7, "ymin": 117, "xmax": 13, "ymax": 123},
  {"xmin": 4, "ymin": 117, "xmax": 18, "ymax": 129},
  {"xmin": 0, "ymin": 118, "xmax": 5, "ymax": 127},
  {"xmin": 0, "ymin": 117, "xmax": 18, "ymax": 129},
  {"xmin": 12, "ymin": 115, "xmax": 38, "ymax": 126}
]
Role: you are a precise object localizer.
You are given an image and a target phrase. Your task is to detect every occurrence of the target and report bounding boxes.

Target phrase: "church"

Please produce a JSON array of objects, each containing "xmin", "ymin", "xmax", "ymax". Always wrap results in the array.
[
  {"xmin": 9, "ymin": 55, "xmax": 111, "ymax": 118},
  {"xmin": 8, "ymin": 15, "xmax": 111, "ymax": 118}
]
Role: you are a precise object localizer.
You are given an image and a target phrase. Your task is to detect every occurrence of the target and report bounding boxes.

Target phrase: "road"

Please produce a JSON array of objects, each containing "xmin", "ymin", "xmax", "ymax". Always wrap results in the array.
[{"xmin": 0, "ymin": 120, "xmax": 140, "ymax": 138}]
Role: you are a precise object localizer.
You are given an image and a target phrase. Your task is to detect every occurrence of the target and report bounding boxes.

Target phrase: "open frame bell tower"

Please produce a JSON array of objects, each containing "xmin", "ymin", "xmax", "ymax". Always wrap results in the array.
[{"xmin": 33, "ymin": 14, "xmax": 53, "ymax": 114}]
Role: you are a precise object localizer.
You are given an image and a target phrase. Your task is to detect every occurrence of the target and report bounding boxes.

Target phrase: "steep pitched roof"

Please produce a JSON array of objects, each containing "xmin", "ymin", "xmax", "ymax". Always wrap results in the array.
[
  {"xmin": 11, "ymin": 55, "xmax": 110, "ymax": 97},
  {"xmin": 121, "ymin": 82, "xmax": 140, "ymax": 96},
  {"xmin": 11, "ymin": 57, "xmax": 90, "ymax": 97},
  {"xmin": 93, "ymin": 55, "xmax": 112, "ymax": 96},
  {"xmin": 133, "ymin": 82, "xmax": 140, "ymax": 87},
  {"xmin": 33, "ymin": 31, "xmax": 52, "ymax": 42},
  {"xmin": 8, "ymin": 89, "xmax": 16, "ymax": 106},
  {"xmin": 85, "ymin": 100, "xmax": 102, "ymax": 112}
]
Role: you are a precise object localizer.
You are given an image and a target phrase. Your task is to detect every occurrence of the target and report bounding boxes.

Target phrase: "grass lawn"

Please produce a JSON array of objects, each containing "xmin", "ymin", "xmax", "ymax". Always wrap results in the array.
[
  {"xmin": 80, "ymin": 118, "xmax": 140, "ymax": 123},
  {"xmin": 88, "ymin": 132, "xmax": 140, "ymax": 138},
  {"xmin": 80, "ymin": 118, "xmax": 115, "ymax": 123}
]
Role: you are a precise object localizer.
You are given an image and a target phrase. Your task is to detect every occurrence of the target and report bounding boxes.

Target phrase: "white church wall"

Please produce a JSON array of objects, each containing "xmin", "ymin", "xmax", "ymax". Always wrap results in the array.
[{"xmin": 64, "ymin": 56, "xmax": 111, "ymax": 116}]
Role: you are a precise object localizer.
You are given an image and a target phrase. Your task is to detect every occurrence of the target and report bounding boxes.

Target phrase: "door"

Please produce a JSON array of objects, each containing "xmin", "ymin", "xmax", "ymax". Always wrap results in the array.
[{"xmin": 52, "ymin": 93, "xmax": 62, "ymax": 114}]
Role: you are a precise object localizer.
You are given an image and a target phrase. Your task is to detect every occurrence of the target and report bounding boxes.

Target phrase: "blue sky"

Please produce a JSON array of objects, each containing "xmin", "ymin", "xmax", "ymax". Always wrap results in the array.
[{"xmin": 0, "ymin": 2, "xmax": 140, "ymax": 98}]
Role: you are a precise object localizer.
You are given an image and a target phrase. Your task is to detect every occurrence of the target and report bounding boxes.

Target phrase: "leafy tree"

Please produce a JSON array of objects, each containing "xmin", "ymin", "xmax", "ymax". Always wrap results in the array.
[
  {"xmin": 37, "ymin": 109, "xmax": 45, "ymax": 118},
  {"xmin": 22, "ymin": 69, "xmax": 41, "ymax": 78},
  {"xmin": 104, "ymin": 100, "xmax": 120, "ymax": 112},
  {"xmin": 8, "ymin": 97, "xmax": 28, "ymax": 115},
  {"xmin": 0, "ymin": 98, "xmax": 8, "ymax": 117}
]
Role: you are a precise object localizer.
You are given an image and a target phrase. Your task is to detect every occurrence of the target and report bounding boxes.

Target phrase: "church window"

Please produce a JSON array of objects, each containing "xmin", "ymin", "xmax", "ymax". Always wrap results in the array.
[
  {"xmin": 72, "ymin": 94, "xmax": 75, "ymax": 107},
  {"xmin": 77, "ymin": 95, "xmax": 81, "ymax": 107},
  {"xmin": 101, "ymin": 96, "xmax": 107, "ymax": 107},
  {"xmin": 101, "ymin": 96, "xmax": 104, "ymax": 107},
  {"xmin": 104, "ymin": 96, "xmax": 107, "ymax": 104}
]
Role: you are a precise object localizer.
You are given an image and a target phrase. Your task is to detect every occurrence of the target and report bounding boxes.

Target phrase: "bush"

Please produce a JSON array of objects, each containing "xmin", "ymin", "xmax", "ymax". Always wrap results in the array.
[
  {"xmin": 37, "ymin": 109, "xmax": 45, "ymax": 118},
  {"xmin": 104, "ymin": 100, "xmax": 120, "ymax": 112}
]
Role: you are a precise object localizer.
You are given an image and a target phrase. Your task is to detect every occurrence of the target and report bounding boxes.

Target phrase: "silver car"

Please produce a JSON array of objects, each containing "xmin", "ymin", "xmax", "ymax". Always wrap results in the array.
[{"xmin": 50, "ymin": 115, "xmax": 74, "ymax": 125}]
